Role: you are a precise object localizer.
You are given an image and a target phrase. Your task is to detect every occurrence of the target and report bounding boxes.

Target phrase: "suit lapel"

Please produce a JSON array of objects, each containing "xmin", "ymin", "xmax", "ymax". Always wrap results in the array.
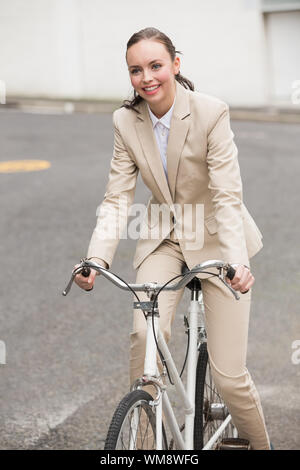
[
  {"xmin": 167, "ymin": 82, "xmax": 191, "ymax": 200},
  {"xmin": 135, "ymin": 80, "xmax": 191, "ymax": 205}
]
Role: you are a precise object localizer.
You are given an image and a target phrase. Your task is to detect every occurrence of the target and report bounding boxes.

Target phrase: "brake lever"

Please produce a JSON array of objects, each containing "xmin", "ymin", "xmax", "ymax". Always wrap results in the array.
[
  {"xmin": 218, "ymin": 275, "xmax": 240, "ymax": 300},
  {"xmin": 218, "ymin": 266, "xmax": 240, "ymax": 300},
  {"xmin": 62, "ymin": 265, "xmax": 84, "ymax": 296}
]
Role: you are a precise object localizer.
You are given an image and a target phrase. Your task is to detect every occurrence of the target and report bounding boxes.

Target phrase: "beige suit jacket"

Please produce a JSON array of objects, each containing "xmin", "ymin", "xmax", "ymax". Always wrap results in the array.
[{"xmin": 87, "ymin": 80, "xmax": 263, "ymax": 270}]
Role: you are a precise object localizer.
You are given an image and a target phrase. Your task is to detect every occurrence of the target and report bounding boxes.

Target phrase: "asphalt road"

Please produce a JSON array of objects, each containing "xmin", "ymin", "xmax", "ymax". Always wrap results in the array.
[{"xmin": 0, "ymin": 108, "xmax": 299, "ymax": 450}]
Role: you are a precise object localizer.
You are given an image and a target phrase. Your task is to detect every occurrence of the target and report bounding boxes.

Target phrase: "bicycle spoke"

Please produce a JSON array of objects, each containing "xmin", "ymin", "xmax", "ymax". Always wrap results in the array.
[
  {"xmin": 198, "ymin": 350, "xmax": 237, "ymax": 448},
  {"xmin": 137, "ymin": 406, "xmax": 152, "ymax": 449},
  {"xmin": 115, "ymin": 402, "xmax": 156, "ymax": 450}
]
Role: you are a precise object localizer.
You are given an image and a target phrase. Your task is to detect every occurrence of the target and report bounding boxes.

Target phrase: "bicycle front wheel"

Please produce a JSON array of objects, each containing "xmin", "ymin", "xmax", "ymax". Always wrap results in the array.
[
  {"xmin": 194, "ymin": 342, "xmax": 237, "ymax": 449},
  {"xmin": 104, "ymin": 389, "xmax": 168, "ymax": 450}
]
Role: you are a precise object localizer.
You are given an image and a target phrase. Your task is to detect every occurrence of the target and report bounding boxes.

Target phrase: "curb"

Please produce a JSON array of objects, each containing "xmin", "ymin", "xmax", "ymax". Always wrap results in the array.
[
  {"xmin": 1, "ymin": 98, "xmax": 121, "ymax": 115},
  {"xmin": 1, "ymin": 98, "xmax": 300, "ymax": 123},
  {"xmin": 229, "ymin": 108, "xmax": 300, "ymax": 124}
]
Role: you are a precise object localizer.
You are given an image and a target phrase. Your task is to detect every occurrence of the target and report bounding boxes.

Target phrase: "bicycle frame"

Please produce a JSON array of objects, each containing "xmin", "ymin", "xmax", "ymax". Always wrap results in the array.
[
  {"xmin": 132, "ymin": 285, "xmax": 237, "ymax": 450},
  {"xmin": 159, "ymin": 290, "xmax": 200, "ymax": 450}
]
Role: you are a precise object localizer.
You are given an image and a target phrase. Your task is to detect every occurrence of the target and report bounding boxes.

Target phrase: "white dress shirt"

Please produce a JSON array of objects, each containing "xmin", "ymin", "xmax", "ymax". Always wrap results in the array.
[{"xmin": 146, "ymin": 97, "xmax": 176, "ymax": 182}]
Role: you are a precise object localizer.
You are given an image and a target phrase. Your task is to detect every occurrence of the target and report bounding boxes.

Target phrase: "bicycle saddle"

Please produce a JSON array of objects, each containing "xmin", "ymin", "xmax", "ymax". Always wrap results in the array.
[{"xmin": 181, "ymin": 263, "xmax": 202, "ymax": 291}]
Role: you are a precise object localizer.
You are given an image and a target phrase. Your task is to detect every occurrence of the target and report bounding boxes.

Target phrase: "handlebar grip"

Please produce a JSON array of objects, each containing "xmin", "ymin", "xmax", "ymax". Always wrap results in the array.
[
  {"xmin": 81, "ymin": 267, "xmax": 91, "ymax": 277},
  {"xmin": 226, "ymin": 265, "xmax": 236, "ymax": 281},
  {"xmin": 226, "ymin": 265, "xmax": 249, "ymax": 294},
  {"xmin": 81, "ymin": 266, "xmax": 93, "ymax": 291}
]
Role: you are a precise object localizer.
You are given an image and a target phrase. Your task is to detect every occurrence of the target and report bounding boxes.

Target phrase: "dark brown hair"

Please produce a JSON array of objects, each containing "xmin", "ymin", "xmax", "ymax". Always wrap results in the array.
[{"xmin": 121, "ymin": 27, "xmax": 194, "ymax": 113}]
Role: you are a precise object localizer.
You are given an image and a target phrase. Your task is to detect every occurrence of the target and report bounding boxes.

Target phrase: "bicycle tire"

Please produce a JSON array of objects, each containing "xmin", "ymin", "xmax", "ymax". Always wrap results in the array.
[
  {"xmin": 194, "ymin": 342, "xmax": 236, "ymax": 449},
  {"xmin": 104, "ymin": 389, "xmax": 168, "ymax": 450}
]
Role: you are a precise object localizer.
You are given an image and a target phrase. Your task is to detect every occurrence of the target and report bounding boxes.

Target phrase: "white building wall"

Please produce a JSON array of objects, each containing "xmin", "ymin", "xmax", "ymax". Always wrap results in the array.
[
  {"xmin": 80, "ymin": 0, "xmax": 268, "ymax": 106},
  {"xmin": 0, "ymin": 0, "xmax": 298, "ymax": 106},
  {"xmin": 264, "ymin": 10, "xmax": 300, "ymax": 104}
]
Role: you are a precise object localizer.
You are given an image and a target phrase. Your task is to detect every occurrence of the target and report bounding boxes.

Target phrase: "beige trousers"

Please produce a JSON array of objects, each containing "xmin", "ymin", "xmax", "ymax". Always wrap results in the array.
[{"xmin": 130, "ymin": 231, "xmax": 271, "ymax": 450}]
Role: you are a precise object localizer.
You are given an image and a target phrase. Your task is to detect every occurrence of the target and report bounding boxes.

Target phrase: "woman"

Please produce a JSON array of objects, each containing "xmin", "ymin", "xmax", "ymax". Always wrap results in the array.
[{"xmin": 75, "ymin": 27, "xmax": 271, "ymax": 450}]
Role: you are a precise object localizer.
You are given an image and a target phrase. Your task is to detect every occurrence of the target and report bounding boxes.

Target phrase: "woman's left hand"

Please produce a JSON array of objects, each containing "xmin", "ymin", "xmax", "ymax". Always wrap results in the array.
[{"xmin": 225, "ymin": 264, "xmax": 255, "ymax": 294}]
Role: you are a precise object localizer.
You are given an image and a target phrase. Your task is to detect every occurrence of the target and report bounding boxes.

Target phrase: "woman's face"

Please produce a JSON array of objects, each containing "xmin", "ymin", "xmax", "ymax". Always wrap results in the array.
[{"xmin": 126, "ymin": 39, "xmax": 180, "ymax": 109}]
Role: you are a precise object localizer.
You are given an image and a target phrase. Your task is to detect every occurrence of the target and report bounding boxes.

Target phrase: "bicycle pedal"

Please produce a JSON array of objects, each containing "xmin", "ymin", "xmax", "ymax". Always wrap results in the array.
[{"xmin": 216, "ymin": 438, "xmax": 251, "ymax": 450}]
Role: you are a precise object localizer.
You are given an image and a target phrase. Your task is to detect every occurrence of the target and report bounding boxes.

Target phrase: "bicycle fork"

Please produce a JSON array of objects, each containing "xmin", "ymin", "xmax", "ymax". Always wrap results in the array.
[
  {"xmin": 143, "ymin": 308, "xmax": 164, "ymax": 450},
  {"xmin": 132, "ymin": 289, "xmax": 203, "ymax": 450},
  {"xmin": 132, "ymin": 297, "xmax": 166, "ymax": 450},
  {"xmin": 184, "ymin": 288, "xmax": 201, "ymax": 448}
]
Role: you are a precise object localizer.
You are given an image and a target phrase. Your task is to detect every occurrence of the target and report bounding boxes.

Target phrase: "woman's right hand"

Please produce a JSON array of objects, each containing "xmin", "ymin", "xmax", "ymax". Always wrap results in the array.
[{"xmin": 74, "ymin": 259, "xmax": 108, "ymax": 291}]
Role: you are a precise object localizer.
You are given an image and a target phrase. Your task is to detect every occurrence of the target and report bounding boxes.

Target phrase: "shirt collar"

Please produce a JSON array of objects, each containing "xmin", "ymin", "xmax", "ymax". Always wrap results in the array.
[{"xmin": 147, "ymin": 96, "xmax": 176, "ymax": 129}]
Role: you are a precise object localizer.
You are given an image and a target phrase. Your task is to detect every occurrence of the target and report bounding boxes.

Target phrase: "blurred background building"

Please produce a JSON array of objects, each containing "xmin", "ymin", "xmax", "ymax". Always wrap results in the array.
[{"xmin": 0, "ymin": 0, "xmax": 300, "ymax": 107}]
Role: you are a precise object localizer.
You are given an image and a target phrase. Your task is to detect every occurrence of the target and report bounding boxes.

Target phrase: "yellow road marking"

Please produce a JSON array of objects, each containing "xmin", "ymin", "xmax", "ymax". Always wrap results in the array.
[{"xmin": 0, "ymin": 160, "xmax": 51, "ymax": 173}]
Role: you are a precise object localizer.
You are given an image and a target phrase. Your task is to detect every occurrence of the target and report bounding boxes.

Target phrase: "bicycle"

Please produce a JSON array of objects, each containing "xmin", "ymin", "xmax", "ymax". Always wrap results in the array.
[{"xmin": 63, "ymin": 258, "xmax": 251, "ymax": 450}]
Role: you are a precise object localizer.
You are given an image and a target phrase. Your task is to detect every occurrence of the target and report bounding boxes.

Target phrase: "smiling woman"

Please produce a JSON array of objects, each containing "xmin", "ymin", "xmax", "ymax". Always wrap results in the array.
[
  {"xmin": 124, "ymin": 27, "xmax": 194, "ymax": 119},
  {"xmin": 126, "ymin": 40, "xmax": 180, "ymax": 118},
  {"xmin": 0, "ymin": 159, "xmax": 51, "ymax": 173},
  {"xmin": 79, "ymin": 26, "xmax": 271, "ymax": 450}
]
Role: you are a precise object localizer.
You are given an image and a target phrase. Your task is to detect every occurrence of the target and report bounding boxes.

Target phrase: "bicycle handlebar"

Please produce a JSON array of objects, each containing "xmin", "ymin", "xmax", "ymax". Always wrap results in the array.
[{"xmin": 62, "ymin": 259, "xmax": 241, "ymax": 300}]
